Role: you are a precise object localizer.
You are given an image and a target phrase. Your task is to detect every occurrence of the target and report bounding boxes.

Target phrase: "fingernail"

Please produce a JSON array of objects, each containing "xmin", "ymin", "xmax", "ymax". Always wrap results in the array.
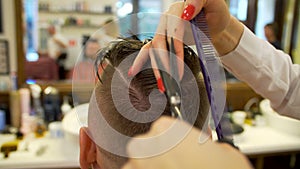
[
  {"xmin": 157, "ymin": 78, "xmax": 165, "ymax": 93},
  {"xmin": 128, "ymin": 66, "xmax": 133, "ymax": 77},
  {"xmin": 181, "ymin": 4, "xmax": 195, "ymax": 20}
]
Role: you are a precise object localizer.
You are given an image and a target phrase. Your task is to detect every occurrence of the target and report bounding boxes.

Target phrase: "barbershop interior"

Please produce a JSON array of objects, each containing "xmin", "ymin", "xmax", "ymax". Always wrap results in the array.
[{"xmin": 0, "ymin": 0, "xmax": 299, "ymax": 169}]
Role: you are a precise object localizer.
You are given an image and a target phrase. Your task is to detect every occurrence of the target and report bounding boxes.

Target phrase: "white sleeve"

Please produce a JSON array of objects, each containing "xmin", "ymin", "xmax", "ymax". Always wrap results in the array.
[
  {"xmin": 220, "ymin": 26, "xmax": 300, "ymax": 120},
  {"xmin": 54, "ymin": 34, "xmax": 68, "ymax": 46}
]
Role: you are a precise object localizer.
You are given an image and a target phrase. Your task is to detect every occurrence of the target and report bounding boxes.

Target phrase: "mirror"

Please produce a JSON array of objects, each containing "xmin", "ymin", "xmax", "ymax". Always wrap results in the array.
[
  {"xmin": 20, "ymin": 0, "xmax": 163, "ymax": 83},
  {"xmin": 22, "ymin": 0, "xmax": 119, "ymax": 82}
]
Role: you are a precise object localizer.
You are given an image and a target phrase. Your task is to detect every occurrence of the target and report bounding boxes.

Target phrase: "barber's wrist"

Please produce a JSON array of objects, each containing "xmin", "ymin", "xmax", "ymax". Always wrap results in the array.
[{"xmin": 212, "ymin": 16, "xmax": 244, "ymax": 56}]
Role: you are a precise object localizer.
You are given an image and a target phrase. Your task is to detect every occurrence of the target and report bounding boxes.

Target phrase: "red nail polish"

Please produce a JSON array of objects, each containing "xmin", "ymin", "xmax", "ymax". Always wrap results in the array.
[
  {"xmin": 157, "ymin": 78, "xmax": 165, "ymax": 93},
  {"xmin": 181, "ymin": 4, "xmax": 195, "ymax": 20},
  {"xmin": 128, "ymin": 67, "xmax": 133, "ymax": 77}
]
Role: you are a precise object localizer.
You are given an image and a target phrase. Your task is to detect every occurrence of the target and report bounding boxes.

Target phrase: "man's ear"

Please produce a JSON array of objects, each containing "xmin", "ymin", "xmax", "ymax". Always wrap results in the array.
[{"xmin": 80, "ymin": 127, "xmax": 97, "ymax": 169}]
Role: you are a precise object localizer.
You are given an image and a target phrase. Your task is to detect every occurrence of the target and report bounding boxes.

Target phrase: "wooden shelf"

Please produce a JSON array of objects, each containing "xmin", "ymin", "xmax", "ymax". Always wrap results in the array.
[
  {"xmin": 0, "ymin": 91, "xmax": 9, "ymax": 95},
  {"xmin": 39, "ymin": 10, "xmax": 113, "ymax": 16},
  {"xmin": 39, "ymin": 10, "xmax": 114, "ymax": 30},
  {"xmin": 61, "ymin": 25, "xmax": 100, "ymax": 29}
]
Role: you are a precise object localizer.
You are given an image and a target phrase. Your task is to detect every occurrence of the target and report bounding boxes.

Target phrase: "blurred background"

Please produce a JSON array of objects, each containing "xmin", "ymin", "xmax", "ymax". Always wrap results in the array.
[{"xmin": 0, "ymin": 0, "xmax": 299, "ymax": 169}]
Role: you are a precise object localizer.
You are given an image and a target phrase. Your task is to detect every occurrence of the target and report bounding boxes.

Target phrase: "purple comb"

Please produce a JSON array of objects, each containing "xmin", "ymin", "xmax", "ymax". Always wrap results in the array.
[{"xmin": 190, "ymin": 11, "xmax": 228, "ymax": 142}]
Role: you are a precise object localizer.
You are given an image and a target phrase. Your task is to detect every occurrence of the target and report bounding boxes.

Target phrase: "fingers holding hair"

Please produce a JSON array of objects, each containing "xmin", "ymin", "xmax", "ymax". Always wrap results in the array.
[
  {"xmin": 130, "ymin": 2, "xmax": 191, "ymax": 84},
  {"xmin": 129, "ymin": 42, "xmax": 151, "ymax": 77},
  {"xmin": 130, "ymin": 12, "xmax": 167, "ymax": 79}
]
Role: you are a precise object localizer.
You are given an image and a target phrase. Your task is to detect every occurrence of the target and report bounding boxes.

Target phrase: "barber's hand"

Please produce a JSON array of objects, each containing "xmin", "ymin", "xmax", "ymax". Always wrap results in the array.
[
  {"xmin": 122, "ymin": 117, "xmax": 253, "ymax": 169},
  {"xmin": 128, "ymin": 0, "xmax": 231, "ymax": 87}
]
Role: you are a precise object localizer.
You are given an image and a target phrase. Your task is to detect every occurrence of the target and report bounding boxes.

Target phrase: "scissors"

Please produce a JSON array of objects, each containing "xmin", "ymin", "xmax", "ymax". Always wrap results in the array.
[
  {"xmin": 152, "ymin": 31, "xmax": 237, "ymax": 148},
  {"xmin": 152, "ymin": 36, "xmax": 183, "ymax": 120}
]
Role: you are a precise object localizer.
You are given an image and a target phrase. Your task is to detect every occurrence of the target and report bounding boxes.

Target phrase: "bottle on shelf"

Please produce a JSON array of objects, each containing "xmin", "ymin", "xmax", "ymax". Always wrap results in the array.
[
  {"xmin": 29, "ymin": 84, "xmax": 46, "ymax": 137},
  {"xmin": 61, "ymin": 95, "xmax": 72, "ymax": 117}
]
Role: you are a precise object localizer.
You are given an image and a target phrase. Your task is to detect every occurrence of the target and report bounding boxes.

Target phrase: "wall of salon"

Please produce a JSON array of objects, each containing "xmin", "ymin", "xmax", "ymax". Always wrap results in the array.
[
  {"xmin": 0, "ymin": 0, "xmax": 17, "ymax": 90},
  {"xmin": 293, "ymin": 29, "xmax": 300, "ymax": 64}
]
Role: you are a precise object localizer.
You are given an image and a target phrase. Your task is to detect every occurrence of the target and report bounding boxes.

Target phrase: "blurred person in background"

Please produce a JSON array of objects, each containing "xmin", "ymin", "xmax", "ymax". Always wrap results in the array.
[
  {"xmin": 68, "ymin": 38, "xmax": 101, "ymax": 83},
  {"xmin": 47, "ymin": 25, "xmax": 68, "ymax": 79},
  {"xmin": 264, "ymin": 22, "xmax": 282, "ymax": 50}
]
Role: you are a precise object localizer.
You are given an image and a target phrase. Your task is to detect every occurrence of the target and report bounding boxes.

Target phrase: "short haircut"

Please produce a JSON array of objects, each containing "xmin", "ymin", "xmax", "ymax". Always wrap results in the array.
[{"xmin": 91, "ymin": 36, "xmax": 209, "ymax": 169}]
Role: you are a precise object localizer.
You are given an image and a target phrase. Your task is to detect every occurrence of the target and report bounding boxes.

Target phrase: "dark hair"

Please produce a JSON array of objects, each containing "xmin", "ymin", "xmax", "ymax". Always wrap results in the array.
[
  {"xmin": 92, "ymin": 37, "xmax": 209, "ymax": 169},
  {"xmin": 265, "ymin": 22, "xmax": 279, "ymax": 38}
]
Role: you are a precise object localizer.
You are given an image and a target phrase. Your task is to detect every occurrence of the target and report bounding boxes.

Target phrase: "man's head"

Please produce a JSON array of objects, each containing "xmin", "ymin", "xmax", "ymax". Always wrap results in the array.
[
  {"xmin": 80, "ymin": 37, "xmax": 209, "ymax": 169},
  {"xmin": 47, "ymin": 25, "xmax": 56, "ymax": 36},
  {"xmin": 84, "ymin": 39, "xmax": 101, "ymax": 60},
  {"xmin": 264, "ymin": 23, "xmax": 279, "ymax": 42}
]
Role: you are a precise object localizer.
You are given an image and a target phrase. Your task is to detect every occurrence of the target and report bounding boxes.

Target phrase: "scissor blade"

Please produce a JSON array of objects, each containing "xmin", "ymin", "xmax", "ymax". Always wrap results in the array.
[{"xmin": 169, "ymin": 37, "xmax": 179, "ymax": 82}]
